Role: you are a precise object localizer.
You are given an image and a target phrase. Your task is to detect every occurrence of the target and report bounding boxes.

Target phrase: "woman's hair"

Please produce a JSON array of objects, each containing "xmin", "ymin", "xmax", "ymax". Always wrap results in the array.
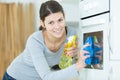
[{"xmin": 39, "ymin": 0, "xmax": 65, "ymax": 30}]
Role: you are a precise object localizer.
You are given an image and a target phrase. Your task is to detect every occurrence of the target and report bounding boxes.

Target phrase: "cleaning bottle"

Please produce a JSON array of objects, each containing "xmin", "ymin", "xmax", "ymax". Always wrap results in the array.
[{"xmin": 59, "ymin": 35, "xmax": 77, "ymax": 69}]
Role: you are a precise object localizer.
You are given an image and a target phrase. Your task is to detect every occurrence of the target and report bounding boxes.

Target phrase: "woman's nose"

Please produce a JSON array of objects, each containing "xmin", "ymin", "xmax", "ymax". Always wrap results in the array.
[{"xmin": 54, "ymin": 22, "xmax": 60, "ymax": 28}]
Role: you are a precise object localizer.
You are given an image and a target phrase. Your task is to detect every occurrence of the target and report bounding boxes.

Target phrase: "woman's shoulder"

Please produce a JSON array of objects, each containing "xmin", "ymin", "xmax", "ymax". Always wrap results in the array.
[
  {"xmin": 27, "ymin": 30, "xmax": 44, "ymax": 42},
  {"xmin": 31, "ymin": 30, "xmax": 42, "ymax": 36}
]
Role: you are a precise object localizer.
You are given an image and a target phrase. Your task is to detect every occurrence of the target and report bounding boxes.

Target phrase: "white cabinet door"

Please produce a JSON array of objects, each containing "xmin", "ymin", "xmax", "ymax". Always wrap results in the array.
[
  {"xmin": 78, "ymin": 14, "xmax": 110, "ymax": 80},
  {"xmin": 110, "ymin": 0, "xmax": 120, "ymax": 60},
  {"xmin": 109, "ymin": 61, "xmax": 120, "ymax": 80}
]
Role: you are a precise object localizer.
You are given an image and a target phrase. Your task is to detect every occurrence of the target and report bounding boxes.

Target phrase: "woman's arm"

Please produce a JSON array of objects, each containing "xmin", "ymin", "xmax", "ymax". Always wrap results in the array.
[{"xmin": 26, "ymin": 35, "xmax": 80, "ymax": 80}]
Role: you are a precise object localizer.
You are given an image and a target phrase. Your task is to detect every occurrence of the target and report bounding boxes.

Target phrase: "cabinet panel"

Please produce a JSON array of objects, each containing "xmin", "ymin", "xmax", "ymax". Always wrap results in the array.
[
  {"xmin": 79, "ymin": 0, "xmax": 109, "ymax": 18},
  {"xmin": 109, "ymin": 61, "xmax": 120, "ymax": 80},
  {"xmin": 110, "ymin": 0, "xmax": 120, "ymax": 60},
  {"xmin": 79, "ymin": 21, "xmax": 110, "ymax": 80}
]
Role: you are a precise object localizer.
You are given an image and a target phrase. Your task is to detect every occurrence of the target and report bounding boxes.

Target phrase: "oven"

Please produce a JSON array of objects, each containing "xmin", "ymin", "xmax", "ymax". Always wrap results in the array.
[{"xmin": 79, "ymin": 0, "xmax": 110, "ymax": 80}]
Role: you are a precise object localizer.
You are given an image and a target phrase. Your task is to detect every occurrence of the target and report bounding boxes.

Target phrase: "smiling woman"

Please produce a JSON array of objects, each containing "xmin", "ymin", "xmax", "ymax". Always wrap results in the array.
[{"xmin": 2, "ymin": 0, "xmax": 89, "ymax": 80}]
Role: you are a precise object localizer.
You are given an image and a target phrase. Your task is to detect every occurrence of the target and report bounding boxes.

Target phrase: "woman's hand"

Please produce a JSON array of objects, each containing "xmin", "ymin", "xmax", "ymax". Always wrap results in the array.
[
  {"xmin": 75, "ymin": 43, "xmax": 90, "ymax": 70},
  {"xmin": 65, "ymin": 42, "xmax": 78, "ymax": 57}
]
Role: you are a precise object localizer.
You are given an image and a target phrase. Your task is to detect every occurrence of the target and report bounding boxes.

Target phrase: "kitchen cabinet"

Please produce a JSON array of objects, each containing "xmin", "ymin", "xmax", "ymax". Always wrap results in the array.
[
  {"xmin": 109, "ymin": 61, "xmax": 120, "ymax": 80},
  {"xmin": 110, "ymin": 0, "xmax": 120, "ymax": 60},
  {"xmin": 79, "ymin": 0, "xmax": 120, "ymax": 80}
]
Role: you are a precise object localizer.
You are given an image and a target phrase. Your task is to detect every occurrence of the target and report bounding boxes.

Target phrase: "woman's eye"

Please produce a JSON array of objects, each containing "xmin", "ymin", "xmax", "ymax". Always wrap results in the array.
[
  {"xmin": 58, "ymin": 18, "xmax": 63, "ymax": 22},
  {"xmin": 49, "ymin": 21, "xmax": 54, "ymax": 25}
]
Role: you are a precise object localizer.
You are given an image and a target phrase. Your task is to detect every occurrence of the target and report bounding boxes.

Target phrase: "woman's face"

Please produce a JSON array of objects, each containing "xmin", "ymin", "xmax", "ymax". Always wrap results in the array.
[{"xmin": 43, "ymin": 12, "xmax": 66, "ymax": 38}]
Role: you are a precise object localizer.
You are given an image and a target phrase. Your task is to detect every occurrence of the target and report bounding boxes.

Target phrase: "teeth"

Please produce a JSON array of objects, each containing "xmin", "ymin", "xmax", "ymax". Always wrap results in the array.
[
  {"xmin": 56, "ymin": 30, "xmax": 60, "ymax": 32},
  {"xmin": 54, "ymin": 29, "xmax": 61, "ymax": 33}
]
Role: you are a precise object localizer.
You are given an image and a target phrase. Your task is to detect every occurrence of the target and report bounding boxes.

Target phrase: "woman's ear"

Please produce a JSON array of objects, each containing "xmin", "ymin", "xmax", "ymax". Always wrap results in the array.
[{"xmin": 40, "ymin": 20, "xmax": 45, "ymax": 28}]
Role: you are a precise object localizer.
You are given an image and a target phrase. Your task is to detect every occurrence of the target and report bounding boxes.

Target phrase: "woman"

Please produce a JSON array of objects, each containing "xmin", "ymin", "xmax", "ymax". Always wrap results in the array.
[{"xmin": 2, "ymin": 0, "xmax": 89, "ymax": 80}]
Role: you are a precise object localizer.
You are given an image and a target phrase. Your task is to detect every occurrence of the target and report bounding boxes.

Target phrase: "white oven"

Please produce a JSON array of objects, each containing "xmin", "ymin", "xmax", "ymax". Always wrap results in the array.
[
  {"xmin": 79, "ymin": 0, "xmax": 110, "ymax": 80},
  {"xmin": 79, "ymin": 0, "xmax": 109, "ymax": 18}
]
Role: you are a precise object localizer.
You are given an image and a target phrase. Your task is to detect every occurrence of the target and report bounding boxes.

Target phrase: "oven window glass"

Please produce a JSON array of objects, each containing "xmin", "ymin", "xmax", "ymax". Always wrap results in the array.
[{"xmin": 83, "ymin": 31, "xmax": 103, "ymax": 70}]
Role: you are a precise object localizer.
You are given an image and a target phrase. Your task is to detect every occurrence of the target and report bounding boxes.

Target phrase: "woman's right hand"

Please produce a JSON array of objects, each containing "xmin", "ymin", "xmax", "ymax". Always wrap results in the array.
[{"xmin": 75, "ymin": 43, "xmax": 90, "ymax": 70}]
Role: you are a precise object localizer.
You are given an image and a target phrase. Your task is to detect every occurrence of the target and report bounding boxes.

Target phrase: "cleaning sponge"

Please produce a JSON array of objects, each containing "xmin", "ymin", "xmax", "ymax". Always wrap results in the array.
[{"xmin": 83, "ymin": 36, "xmax": 102, "ymax": 65}]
